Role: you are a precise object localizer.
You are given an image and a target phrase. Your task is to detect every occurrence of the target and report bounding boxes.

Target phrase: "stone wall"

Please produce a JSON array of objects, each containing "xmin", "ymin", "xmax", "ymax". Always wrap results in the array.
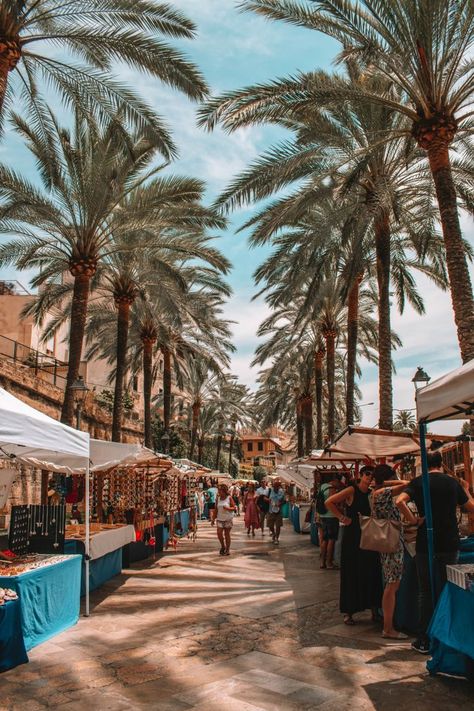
[{"xmin": 0, "ymin": 356, "xmax": 144, "ymax": 443}]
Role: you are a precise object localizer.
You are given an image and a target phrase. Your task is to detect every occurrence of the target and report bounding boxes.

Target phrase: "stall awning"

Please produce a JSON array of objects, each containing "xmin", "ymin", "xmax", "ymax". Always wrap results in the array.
[
  {"xmin": 275, "ymin": 464, "xmax": 312, "ymax": 491},
  {"xmin": 323, "ymin": 426, "xmax": 451, "ymax": 460},
  {"xmin": 89, "ymin": 440, "xmax": 171, "ymax": 472},
  {"xmin": 0, "ymin": 387, "xmax": 89, "ymax": 471},
  {"xmin": 416, "ymin": 360, "xmax": 474, "ymax": 423}
]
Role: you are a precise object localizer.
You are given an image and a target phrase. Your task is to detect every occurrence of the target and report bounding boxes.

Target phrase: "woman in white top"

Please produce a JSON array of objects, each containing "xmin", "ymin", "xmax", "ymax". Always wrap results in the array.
[{"xmin": 216, "ymin": 484, "xmax": 236, "ymax": 556}]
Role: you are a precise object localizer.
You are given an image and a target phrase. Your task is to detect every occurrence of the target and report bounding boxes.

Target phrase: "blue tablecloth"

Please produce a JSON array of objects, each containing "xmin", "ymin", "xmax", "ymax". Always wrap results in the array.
[
  {"xmin": 64, "ymin": 541, "xmax": 122, "ymax": 595},
  {"xmin": 428, "ymin": 582, "xmax": 474, "ymax": 679},
  {"xmin": 291, "ymin": 505, "xmax": 301, "ymax": 533},
  {"xmin": 281, "ymin": 502, "xmax": 290, "ymax": 519},
  {"xmin": 310, "ymin": 508, "xmax": 319, "ymax": 546},
  {"xmin": 176, "ymin": 509, "xmax": 190, "ymax": 537},
  {"xmin": 394, "ymin": 552, "xmax": 419, "ymax": 633},
  {"xmin": 459, "ymin": 535, "xmax": 474, "ymax": 564},
  {"xmin": 0, "ymin": 556, "xmax": 81, "ymax": 651},
  {"xmin": 0, "ymin": 599, "xmax": 28, "ymax": 672}
]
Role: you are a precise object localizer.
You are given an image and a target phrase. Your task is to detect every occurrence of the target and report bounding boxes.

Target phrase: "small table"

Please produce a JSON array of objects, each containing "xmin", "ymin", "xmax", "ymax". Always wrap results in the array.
[
  {"xmin": 0, "ymin": 555, "xmax": 81, "ymax": 651},
  {"xmin": 65, "ymin": 525, "xmax": 135, "ymax": 595},
  {"xmin": 0, "ymin": 598, "xmax": 28, "ymax": 672},
  {"xmin": 428, "ymin": 581, "xmax": 474, "ymax": 679}
]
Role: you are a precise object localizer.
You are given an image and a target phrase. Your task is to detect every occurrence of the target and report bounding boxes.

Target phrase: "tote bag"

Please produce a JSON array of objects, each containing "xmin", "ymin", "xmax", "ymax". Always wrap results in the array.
[{"xmin": 359, "ymin": 494, "xmax": 402, "ymax": 554}]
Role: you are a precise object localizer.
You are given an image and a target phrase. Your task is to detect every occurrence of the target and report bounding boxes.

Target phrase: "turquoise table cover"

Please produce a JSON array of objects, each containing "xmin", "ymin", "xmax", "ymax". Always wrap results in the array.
[
  {"xmin": 0, "ymin": 598, "xmax": 28, "ymax": 672},
  {"xmin": 291, "ymin": 504, "xmax": 301, "ymax": 533},
  {"xmin": 428, "ymin": 581, "xmax": 474, "ymax": 678},
  {"xmin": 64, "ymin": 541, "xmax": 122, "ymax": 595},
  {"xmin": 0, "ymin": 555, "xmax": 81, "ymax": 651}
]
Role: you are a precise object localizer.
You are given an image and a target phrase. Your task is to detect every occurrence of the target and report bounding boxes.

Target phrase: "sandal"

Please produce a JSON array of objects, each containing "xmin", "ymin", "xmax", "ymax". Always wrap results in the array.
[
  {"xmin": 343, "ymin": 615, "xmax": 355, "ymax": 626},
  {"xmin": 326, "ymin": 564, "xmax": 339, "ymax": 570},
  {"xmin": 219, "ymin": 548, "xmax": 225, "ymax": 556}
]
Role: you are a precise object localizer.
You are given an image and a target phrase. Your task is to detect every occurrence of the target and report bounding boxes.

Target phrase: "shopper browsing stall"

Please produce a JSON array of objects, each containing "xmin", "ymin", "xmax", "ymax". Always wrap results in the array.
[
  {"xmin": 267, "ymin": 479, "xmax": 285, "ymax": 544},
  {"xmin": 206, "ymin": 484, "xmax": 218, "ymax": 526},
  {"xmin": 397, "ymin": 451, "xmax": 474, "ymax": 654}
]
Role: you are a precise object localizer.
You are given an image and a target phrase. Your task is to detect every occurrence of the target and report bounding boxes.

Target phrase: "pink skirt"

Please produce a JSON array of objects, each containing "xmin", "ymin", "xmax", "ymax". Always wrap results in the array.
[{"xmin": 244, "ymin": 497, "xmax": 261, "ymax": 529}]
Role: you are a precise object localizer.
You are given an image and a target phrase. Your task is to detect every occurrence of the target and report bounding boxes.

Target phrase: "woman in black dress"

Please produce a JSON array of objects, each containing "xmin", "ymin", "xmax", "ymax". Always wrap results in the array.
[{"xmin": 326, "ymin": 466, "xmax": 383, "ymax": 625}]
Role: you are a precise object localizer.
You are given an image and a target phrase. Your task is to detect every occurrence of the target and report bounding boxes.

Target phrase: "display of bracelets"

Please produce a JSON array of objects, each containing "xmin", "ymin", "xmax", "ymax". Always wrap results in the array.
[{"xmin": 0, "ymin": 587, "xmax": 18, "ymax": 604}]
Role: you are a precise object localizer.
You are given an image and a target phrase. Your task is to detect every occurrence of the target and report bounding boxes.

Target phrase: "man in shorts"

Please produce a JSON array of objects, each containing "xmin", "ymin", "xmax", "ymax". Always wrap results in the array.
[
  {"xmin": 267, "ymin": 479, "xmax": 285, "ymax": 544},
  {"xmin": 318, "ymin": 473, "xmax": 340, "ymax": 569},
  {"xmin": 256, "ymin": 479, "xmax": 271, "ymax": 534}
]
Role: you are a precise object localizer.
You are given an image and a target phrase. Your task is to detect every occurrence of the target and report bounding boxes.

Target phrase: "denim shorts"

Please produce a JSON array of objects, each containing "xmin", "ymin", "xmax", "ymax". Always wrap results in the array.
[{"xmin": 321, "ymin": 517, "xmax": 339, "ymax": 541}]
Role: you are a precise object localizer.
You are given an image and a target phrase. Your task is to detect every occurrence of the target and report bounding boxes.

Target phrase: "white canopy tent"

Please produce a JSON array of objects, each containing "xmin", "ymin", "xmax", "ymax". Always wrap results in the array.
[
  {"xmin": 0, "ymin": 387, "xmax": 92, "ymax": 614},
  {"xmin": 275, "ymin": 463, "xmax": 313, "ymax": 492},
  {"xmin": 416, "ymin": 359, "xmax": 474, "ymax": 423}
]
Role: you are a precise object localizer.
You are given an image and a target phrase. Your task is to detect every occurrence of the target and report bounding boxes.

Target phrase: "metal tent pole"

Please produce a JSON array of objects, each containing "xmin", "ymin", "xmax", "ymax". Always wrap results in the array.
[
  {"xmin": 85, "ymin": 460, "xmax": 90, "ymax": 617},
  {"xmin": 419, "ymin": 421, "xmax": 436, "ymax": 604}
]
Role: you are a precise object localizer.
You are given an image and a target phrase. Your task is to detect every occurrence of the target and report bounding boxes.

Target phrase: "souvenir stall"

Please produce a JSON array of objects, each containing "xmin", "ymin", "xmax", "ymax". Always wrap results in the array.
[
  {"xmin": 0, "ymin": 387, "xmax": 88, "ymax": 666},
  {"xmin": 63, "ymin": 441, "xmax": 173, "ymax": 581},
  {"xmin": 275, "ymin": 464, "xmax": 312, "ymax": 533},
  {"xmin": 163, "ymin": 460, "xmax": 207, "ymax": 547},
  {"xmin": 416, "ymin": 360, "xmax": 474, "ymax": 679}
]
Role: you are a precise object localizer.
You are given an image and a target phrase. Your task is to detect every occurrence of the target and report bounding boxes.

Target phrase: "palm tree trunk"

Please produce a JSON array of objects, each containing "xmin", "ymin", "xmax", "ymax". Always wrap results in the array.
[
  {"xmin": 162, "ymin": 346, "xmax": 172, "ymax": 431},
  {"xmin": 426, "ymin": 144, "xmax": 474, "ymax": 363},
  {"xmin": 296, "ymin": 398, "xmax": 304, "ymax": 458},
  {"xmin": 215, "ymin": 433, "xmax": 223, "ymax": 470},
  {"xmin": 189, "ymin": 403, "xmax": 200, "ymax": 460},
  {"xmin": 314, "ymin": 349, "xmax": 324, "ymax": 449},
  {"xmin": 228, "ymin": 434, "xmax": 235, "ymax": 474},
  {"xmin": 197, "ymin": 437, "xmax": 204, "ymax": 464},
  {"xmin": 142, "ymin": 337, "xmax": 155, "ymax": 449},
  {"xmin": 302, "ymin": 396, "xmax": 313, "ymax": 455},
  {"xmin": 325, "ymin": 333, "xmax": 336, "ymax": 441},
  {"xmin": 112, "ymin": 299, "xmax": 131, "ymax": 442},
  {"xmin": 61, "ymin": 274, "xmax": 91, "ymax": 425},
  {"xmin": 346, "ymin": 275, "xmax": 362, "ymax": 426},
  {"xmin": 375, "ymin": 213, "xmax": 393, "ymax": 430},
  {"xmin": 0, "ymin": 44, "xmax": 20, "ymax": 120}
]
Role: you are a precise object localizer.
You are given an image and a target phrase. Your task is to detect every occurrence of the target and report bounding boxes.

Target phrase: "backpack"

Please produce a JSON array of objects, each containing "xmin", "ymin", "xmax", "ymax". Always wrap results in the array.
[{"xmin": 316, "ymin": 487, "xmax": 328, "ymax": 515}]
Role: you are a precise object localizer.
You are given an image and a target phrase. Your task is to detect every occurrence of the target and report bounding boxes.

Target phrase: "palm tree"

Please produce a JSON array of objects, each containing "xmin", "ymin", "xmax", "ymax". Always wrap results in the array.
[
  {"xmin": 200, "ymin": 62, "xmax": 448, "ymax": 428},
  {"xmin": 393, "ymin": 410, "xmax": 417, "ymax": 433},
  {"xmin": 0, "ymin": 0, "xmax": 208, "ymax": 148},
  {"xmin": 239, "ymin": 0, "xmax": 474, "ymax": 364}
]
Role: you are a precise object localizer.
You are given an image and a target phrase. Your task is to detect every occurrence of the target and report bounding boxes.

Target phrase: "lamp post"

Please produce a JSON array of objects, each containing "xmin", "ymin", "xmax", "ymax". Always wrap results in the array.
[
  {"xmin": 411, "ymin": 366, "xmax": 431, "ymax": 390},
  {"xmin": 161, "ymin": 430, "xmax": 170, "ymax": 454},
  {"xmin": 69, "ymin": 376, "xmax": 90, "ymax": 430}
]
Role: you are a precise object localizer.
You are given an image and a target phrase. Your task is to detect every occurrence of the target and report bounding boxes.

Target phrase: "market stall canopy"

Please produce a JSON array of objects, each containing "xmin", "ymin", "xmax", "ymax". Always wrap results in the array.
[
  {"xmin": 416, "ymin": 360, "xmax": 474, "ymax": 423},
  {"xmin": 90, "ymin": 440, "xmax": 171, "ymax": 472},
  {"xmin": 304, "ymin": 450, "xmax": 366, "ymax": 465},
  {"xmin": 324, "ymin": 426, "xmax": 451, "ymax": 460},
  {"xmin": 0, "ymin": 387, "xmax": 89, "ymax": 471},
  {"xmin": 275, "ymin": 464, "xmax": 312, "ymax": 491}
]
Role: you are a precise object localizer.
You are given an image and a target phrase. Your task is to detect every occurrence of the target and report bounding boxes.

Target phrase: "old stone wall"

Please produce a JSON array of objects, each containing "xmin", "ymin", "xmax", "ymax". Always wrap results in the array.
[{"xmin": 0, "ymin": 356, "xmax": 144, "ymax": 443}]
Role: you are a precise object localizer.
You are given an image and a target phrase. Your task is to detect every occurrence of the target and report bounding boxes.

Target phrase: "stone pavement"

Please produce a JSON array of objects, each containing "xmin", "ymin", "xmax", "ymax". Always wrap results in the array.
[{"xmin": 2, "ymin": 517, "xmax": 473, "ymax": 710}]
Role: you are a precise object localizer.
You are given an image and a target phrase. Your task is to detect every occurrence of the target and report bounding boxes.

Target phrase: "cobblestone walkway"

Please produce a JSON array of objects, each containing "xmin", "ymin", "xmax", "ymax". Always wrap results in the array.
[{"xmin": 2, "ymin": 517, "xmax": 473, "ymax": 709}]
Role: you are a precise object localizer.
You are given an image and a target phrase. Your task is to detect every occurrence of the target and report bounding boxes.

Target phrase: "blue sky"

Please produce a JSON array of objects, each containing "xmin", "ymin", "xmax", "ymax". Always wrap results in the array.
[{"xmin": 1, "ymin": 0, "xmax": 472, "ymax": 433}]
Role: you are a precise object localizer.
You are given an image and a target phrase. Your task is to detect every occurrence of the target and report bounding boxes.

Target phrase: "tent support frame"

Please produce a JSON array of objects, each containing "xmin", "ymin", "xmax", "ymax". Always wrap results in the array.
[{"xmin": 418, "ymin": 422, "xmax": 436, "ymax": 606}]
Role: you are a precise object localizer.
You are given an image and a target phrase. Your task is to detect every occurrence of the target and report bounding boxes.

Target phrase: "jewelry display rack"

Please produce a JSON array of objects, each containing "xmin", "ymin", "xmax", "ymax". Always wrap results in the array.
[{"xmin": 8, "ymin": 504, "xmax": 66, "ymax": 555}]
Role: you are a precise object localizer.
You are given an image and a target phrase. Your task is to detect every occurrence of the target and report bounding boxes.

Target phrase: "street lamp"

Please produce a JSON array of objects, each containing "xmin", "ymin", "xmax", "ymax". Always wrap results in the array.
[
  {"xmin": 69, "ymin": 376, "xmax": 89, "ymax": 430},
  {"xmin": 412, "ymin": 366, "xmax": 431, "ymax": 391},
  {"xmin": 161, "ymin": 430, "xmax": 170, "ymax": 454}
]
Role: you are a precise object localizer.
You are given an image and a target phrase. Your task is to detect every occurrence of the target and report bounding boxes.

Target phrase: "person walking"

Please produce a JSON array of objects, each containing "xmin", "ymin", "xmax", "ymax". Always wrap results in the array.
[
  {"xmin": 325, "ymin": 466, "xmax": 383, "ymax": 626},
  {"xmin": 267, "ymin": 479, "xmax": 285, "ymax": 544},
  {"xmin": 206, "ymin": 483, "xmax": 218, "ymax": 526},
  {"xmin": 397, "ymin": 451, "xmax": 474, "ymax": 653},
  {"xmin": 216, "ymin": 483, "xmax": 236, "ymax": 556},
  {"xmin": 243, "ymin": 483, "xmax": 261, "ymax": 536},
  {"xmin": 371, "ymin": 464, "xmax": 418, "ymax": 639},
  {"xmin": 230, "ymin": 484, "xmax": 241, "ymax": 516},
  {"xmin": 256, "ymin": 479, "xmax": 271, "ymax": 534},
  {"xmin": 317, "ymin": 472, "xmax": 341, "ymax": 570}
]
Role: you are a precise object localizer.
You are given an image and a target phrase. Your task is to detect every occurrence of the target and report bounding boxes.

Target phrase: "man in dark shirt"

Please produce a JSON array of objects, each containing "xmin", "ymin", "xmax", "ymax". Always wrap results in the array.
[{"xmin": 397, "ymin": 451, "xmax": 474, "ymax": 654}]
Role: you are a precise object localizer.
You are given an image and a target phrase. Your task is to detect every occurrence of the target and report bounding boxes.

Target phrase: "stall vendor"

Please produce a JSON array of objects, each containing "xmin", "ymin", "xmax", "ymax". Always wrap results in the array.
[{"xmin": 397, "ymin": 450, "xmax": 474, "ymax": 654}]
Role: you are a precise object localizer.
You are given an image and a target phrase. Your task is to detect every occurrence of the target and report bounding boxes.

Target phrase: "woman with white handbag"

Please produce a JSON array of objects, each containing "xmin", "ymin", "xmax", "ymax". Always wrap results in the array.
[{"xmin": 369, "ymin": 464, "xmax": 420, "ymax": 639}]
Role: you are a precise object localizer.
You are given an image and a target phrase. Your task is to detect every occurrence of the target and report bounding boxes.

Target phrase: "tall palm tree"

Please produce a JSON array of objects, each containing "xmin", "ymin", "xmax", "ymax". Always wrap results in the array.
[
  {"xmin": 0, "ymin": 0, "xmax": 208, "ymax": 148},
  {"xmin": 200, "ymin": 62, "xmax": 447, "ymax": 428},
  {"xmin": 240, "ymin": 0, "xmax": 474, "ymax": 364}
]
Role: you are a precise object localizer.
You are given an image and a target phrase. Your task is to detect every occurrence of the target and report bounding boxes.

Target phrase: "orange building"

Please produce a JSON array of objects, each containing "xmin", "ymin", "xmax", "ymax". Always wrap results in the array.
[{"xmin": 240, "ymin": 427, "xmax": 295, "ymax": 470}]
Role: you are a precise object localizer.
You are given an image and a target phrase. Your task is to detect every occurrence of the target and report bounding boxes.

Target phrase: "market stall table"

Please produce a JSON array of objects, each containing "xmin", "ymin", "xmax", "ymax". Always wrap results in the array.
[
  {"xmin": 64, "ymin": 525, "xmax": 135, "ymax": 595},
  {"xmin": 427, "ymin": 581, "xmax": 474, "ymax": 679},
  {"xmin": 0, "ymin": 598, "xmax": 28, "ymax": 672},
  {"xmin": 0, "ymin": 554, "xmax": 81, "ymax": 651}
]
